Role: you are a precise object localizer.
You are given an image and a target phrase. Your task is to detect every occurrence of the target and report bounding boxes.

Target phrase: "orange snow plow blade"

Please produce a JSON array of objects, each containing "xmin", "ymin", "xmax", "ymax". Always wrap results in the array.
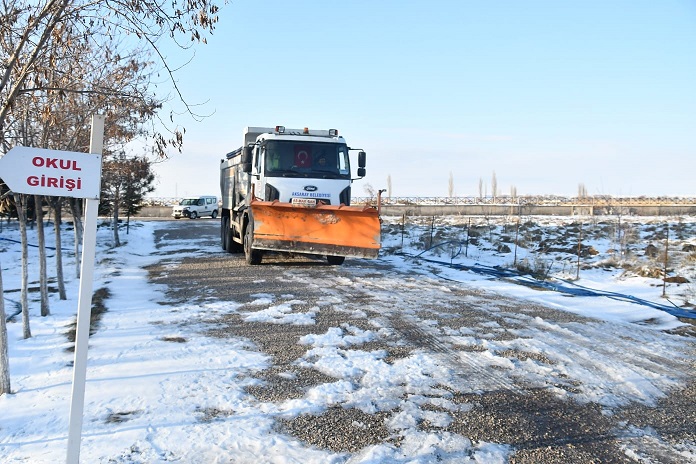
[{"xmin": 250, "ymin": 201, "xmax": 380, "ymax": 259}]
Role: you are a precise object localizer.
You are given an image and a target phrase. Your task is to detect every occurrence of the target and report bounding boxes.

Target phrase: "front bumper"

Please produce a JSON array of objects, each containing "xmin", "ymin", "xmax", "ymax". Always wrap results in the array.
[{"xmin": 171, "ymin": 209, "xmax": 190, "ymax": 218}]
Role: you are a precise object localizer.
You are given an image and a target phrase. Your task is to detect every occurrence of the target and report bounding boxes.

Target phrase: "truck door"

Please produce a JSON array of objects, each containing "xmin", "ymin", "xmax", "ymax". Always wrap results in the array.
[{"xmin": 255, "ymin": 146, "xmax": 266, "ymax": 201}]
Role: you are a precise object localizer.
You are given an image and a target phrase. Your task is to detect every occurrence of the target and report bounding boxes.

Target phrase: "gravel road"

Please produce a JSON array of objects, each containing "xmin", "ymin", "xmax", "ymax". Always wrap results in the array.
[{"xmin": 145, "ymin": 219, "xmax": 696, "ymax": 463}]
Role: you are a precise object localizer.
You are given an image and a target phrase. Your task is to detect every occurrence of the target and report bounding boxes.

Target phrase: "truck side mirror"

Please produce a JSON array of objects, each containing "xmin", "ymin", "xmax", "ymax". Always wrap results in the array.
[
  {"xmin": 242, "ymin": 147, "xmax": 252, "ymax": 164},
  {"xmin": 241, "ymin": 147, "xmax": 253, "ymax": 173},
  {"xmin": 357, "ymin": 167, "xmax": 366, "ymax": 178},
  {"xmin": 358, "ymin": 151, "xmax": 366, "ymax": 168}
]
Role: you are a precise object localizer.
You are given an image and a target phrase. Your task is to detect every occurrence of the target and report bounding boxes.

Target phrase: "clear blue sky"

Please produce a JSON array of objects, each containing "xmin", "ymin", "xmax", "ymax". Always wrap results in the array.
[{"xmin": 150, "ymin": 0, "xmax": 696, "ymax": 199}]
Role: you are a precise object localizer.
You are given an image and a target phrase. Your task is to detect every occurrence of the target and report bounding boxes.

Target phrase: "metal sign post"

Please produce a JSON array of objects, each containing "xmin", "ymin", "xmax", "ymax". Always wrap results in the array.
[
  {"xmin": 65, "ymin": 114, "xmax": 104, "ymax": 464},
  {"xmin": 0, "ymin": 114, "xmax": 105, "ymax": 463}
]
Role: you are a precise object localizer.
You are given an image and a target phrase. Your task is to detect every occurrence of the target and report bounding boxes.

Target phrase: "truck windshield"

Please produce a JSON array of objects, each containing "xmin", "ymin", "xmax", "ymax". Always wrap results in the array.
[{"xmin": 264, "ymin": 141, "xmax": 351, "ymax": 179}]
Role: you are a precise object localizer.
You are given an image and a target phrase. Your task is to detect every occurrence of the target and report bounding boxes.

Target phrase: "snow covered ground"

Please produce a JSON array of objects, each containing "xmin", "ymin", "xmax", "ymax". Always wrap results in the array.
[
  {"xmin": 382, "ymin": 214, "xmax": 696, "ymax": 322},
  {"xmin": 0, "ymin": 214, "xmax": 695, "ymax": 463}
]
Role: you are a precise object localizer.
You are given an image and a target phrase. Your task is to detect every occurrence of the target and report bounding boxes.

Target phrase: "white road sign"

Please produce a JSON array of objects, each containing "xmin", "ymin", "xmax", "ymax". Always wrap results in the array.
[{"xmin": 0, "ymin": 146, "xmax": 102, "ymax": 199}]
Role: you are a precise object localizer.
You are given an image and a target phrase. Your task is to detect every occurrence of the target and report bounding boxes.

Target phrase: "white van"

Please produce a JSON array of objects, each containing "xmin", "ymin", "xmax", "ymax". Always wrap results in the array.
[{"xmin": 172, "ymin": 196, "xmax": 219, "ymax": 219}]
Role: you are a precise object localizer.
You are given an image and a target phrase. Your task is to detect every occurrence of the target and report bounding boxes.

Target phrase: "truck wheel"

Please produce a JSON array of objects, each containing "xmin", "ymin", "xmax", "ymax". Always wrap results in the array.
[
  {"xmin": 230, "ymin": 236, "xmax": 243, "ymax": 253},
  {"xmin": 211, "ymin": 210, "xmax": 218, "ymax": 219},
  {"xmin": 225, "ymin": 220, "xmax": 241, "ymax": 253},
  {"xmin": 189, "ymin": 211, "xmax": 198, "ymax": 219},
  {"xmin": 327, "ymin": 255, "xmax": 345, "ymax": 265},
  {"xmin": 244, "ymin": 221, "xmax": 262, "ymax": 265},
  {"xmin": 221, "ymin": 217, "xmax": 229, "ymax": 250}
]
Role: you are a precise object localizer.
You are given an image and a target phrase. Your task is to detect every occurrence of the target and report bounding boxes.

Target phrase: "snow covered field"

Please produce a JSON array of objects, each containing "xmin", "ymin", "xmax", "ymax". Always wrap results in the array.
[{"xmin": 1, "ymin": 215, "xmax": 695, "ymax": 463}]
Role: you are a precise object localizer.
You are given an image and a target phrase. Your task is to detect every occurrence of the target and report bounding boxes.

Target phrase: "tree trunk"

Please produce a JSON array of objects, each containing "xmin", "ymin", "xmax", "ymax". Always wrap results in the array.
[
  {"xmin": 113, "ymin": 199, "xmax": 121, "ymax": 247},
  {"xmin": 35, "ymin": 195, "xmax": 50, "ymax": 316},
  {"xmin": 53, "ymin": 199, "xmax": 67, "ymax": 300},
  {"xmin": 70, "ymin": 198, "xmax": 83, "ymax": 278},
  {"xmin": 0, "ymin": 265, "xmax": 10, "ymax": 396},
  {"xmin": 15, "ymin": 194, "xmax": 31, "ymax": 339},
  {"xmin": 0, "ymin": 263, "xmax": 11, "ymax": 395}
]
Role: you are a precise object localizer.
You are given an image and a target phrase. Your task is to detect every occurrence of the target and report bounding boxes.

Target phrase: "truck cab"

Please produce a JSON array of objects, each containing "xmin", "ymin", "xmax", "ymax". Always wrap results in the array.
[
  {"xmin": 220, "ymin": 126, "xmax": 378, "ymax": 265},
  {"xmin": 250, "ymin": 127, "xmax": 355, "ymax": 207}
]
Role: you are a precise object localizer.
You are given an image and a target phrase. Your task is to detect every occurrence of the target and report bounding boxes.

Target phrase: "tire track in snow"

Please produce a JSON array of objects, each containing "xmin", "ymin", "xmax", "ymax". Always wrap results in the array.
[
  {"xmin": 329, "ymin": 266, "xmax": 693, "ymax": 408},
  {"xmin": 329, "ymin": 271, "xmax": 526, "ymax": 395}
]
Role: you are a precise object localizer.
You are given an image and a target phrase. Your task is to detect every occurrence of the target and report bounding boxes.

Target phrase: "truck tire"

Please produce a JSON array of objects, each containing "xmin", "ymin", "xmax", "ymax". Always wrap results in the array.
[
  {"xmin": 244, "ymin": 220, "xmax": 262, "ymax": 265},
  {"xmin": 225, "ymin": 221, "xmax": 242, "ymax": 253},
  {"xmin": 327, "ymin": 255, "xmax": 345, "ymax": 265},
  {"xmin": 229, "ymin": 236, "xmax": 242, "ymax": 253},
  {"xmin": 221, "ymin": 217, "xmax": 229, "ymax": 250}
]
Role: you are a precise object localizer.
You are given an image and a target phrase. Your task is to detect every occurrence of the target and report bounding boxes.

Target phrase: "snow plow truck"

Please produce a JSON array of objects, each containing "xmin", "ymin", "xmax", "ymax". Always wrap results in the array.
[{"xmin": 220, "ymin": 126, "xmax": 380, "ymax": 265}]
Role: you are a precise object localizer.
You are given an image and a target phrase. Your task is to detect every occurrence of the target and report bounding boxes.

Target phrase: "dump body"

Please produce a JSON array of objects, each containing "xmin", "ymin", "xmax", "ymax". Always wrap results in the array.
[{"xmin": 220, "ymin": 126, "xmax": 380, "ymax": 264}]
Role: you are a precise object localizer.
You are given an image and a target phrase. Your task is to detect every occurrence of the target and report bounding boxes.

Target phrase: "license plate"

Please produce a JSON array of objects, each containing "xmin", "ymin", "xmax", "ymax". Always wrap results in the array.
[{"xmin": 291, "ymin": 197, "xmax": 317, "ymax": 207}]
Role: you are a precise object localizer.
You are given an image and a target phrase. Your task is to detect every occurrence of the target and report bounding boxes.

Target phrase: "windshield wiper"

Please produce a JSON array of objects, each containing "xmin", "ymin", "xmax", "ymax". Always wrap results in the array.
[
  {"xmin": 280, "ymin": 171, "xmax": 304, "ymax": 177},
  {"xmin": 312, "ymin": 170, "xmax": 342, "ymax": 179}
]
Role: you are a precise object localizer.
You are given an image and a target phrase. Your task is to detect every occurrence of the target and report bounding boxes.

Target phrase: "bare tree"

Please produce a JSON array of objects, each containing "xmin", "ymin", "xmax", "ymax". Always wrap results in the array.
[
  {"xmin": 491, "ymin": 171, "xmax": 498, "ymax": 203},
  {"xmin": 3, "ymin": 15, "xmax": 171, "ymax": 319},
  {"xmin": 448, "ymin": 171, "xmax": 454, "ymax": 198},
  {"xmin": 0, "ymin": 170, "xmax": 15, "ymax": 394},
  {"xmin": 47, "ymin": 197, "xmax": 67, "ymax": 299},
  {"xmin": 69, "ymin": 198, "xmax": 83, "ymax": 278},
  {"xmin": 13, "ymin": 193, "xmax": 31, "ymax": 339},
  {"xmin": 478, "ymin": 178, "xmax": 483, "ymax": 202},
  {"xmin": 578, "ymin": 183, "xmax": 587, "ymax": 199},
  {"xmin": 0, "ymin": 0, "xmax": 223, "ymax": 396},
  {"xmin": 1, "ymin": 0, "xmax": 221, "ymax": 152},
  {"xmin": 363, "ymin": 183, "xmax": 376, "ymax": 201},
  {"xmin": 0, "ymin": 259, "xmax": 9, "ymax": 395},
  {"xmin": 387, "ymin": 175, "xmax": 392, "ymax": 198},
  {"xmin": 34, "ymin": 195, "xmax": 49, "ymax": 316}
]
